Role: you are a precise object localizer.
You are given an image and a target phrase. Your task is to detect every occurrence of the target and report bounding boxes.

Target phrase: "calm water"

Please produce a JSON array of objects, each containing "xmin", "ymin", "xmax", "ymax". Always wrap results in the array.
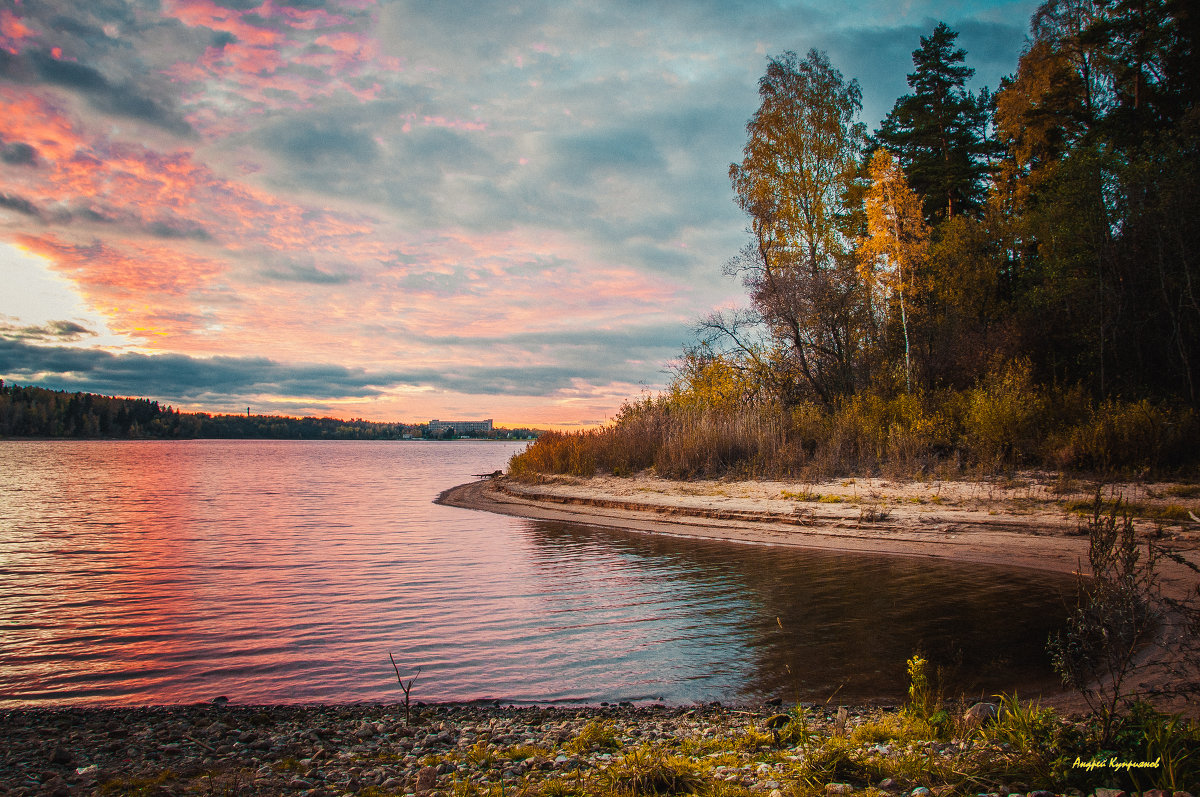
[{"xmin": 0, "ymin": 440, "xmax": 1071, "ymax": 707}]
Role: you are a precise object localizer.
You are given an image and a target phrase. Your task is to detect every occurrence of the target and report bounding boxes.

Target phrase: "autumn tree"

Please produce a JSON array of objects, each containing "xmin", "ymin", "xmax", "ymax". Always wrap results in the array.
[
  {"xmin": 725, "ymin": 49, "xmax": 868, "ymax": 407},
  {"xmin": 858, "ymin": 149, "xmax": 930, "ymax": 392}
]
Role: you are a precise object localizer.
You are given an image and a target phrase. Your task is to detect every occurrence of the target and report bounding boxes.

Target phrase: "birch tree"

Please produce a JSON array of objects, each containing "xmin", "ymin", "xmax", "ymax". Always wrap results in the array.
[{"xmin": 859, "ymin": 148, "xmax": 930, "ymax": 392}]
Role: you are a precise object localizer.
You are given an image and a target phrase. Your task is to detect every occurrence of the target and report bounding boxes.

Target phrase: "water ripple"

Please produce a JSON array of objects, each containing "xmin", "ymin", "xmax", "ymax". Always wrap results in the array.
[{"xmin": 0, "ymin": 439, "xmax": 1071, "ymax": 707}]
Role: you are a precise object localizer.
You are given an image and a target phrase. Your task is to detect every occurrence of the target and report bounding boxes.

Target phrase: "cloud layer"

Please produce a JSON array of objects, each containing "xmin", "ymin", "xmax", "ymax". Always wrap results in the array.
[{"xmin": 0, "ymin": 0, "xmax": 1037, "ymax": 424}]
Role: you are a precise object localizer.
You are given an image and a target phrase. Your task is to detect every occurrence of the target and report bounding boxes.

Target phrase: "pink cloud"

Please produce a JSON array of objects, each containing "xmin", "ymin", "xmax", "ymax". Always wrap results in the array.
[{"xmin": 0, "ymin": 9, "xmax": 34, "ymax": 54}]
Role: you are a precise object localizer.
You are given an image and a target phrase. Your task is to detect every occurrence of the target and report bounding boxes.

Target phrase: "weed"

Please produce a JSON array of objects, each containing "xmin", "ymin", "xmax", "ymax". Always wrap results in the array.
[
  {"xmin": 99, "ymin": 769, "xmax": 177, "ymax": 795},
  {"xmin": 1048, "ymin": 495, "xmax": 1161, "ymax": 744},
  {"xmin": 859, "ymin": 504, "xmax": 890, "ymax": 522},
  {"xmin": 506, "ymin": 744, "xmax": 550, "ymax": 762},
  {"xmin": 389, "ymin": 653, "xmax": 421, "ymax": 726},
  {"xmin": 1164, "ymin": 483, "xmax": 1200, "ymax": 499},
  {"xmin": 980, "ymin": 694, "xmax": 1058, "ymax": 783},
  {"xmin": 566, "ymin": 720, "xmax": 620, "ymax": 754},
  {"xmin": 601, "ymin": 747, "xmax": 705, "ymax": 795}
]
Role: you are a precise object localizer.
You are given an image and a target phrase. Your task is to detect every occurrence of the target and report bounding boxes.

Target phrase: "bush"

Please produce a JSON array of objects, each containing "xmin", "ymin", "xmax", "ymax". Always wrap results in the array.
[{"xmin": 508, "ymin": 359, "xmax": 1200, "ymax": 480}]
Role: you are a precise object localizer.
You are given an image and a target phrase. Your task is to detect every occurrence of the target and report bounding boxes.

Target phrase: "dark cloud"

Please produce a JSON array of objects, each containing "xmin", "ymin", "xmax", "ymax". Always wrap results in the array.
[
  {"xmin": 1, "ymin": 142, "xmax": 39, "ymax": 166},
  {"xmin": 146, "ymin": 219, "xmax": 212, "ymax": 241},
  {"xmin": 0, "ymin": 338, "xmax": 658, "ymax": 402},
  {"xmin": 0, "ymin": 320, "xmax": 96, "ymax": 343},
  {"xmin": 208, "ymin": 0, "xmax": 266, "ymax": 10},
  {"xmin": 5, "ymin": 50, "xmax": 195, "ymax": 136},
  {"xmin": 210, "ymin": 31, "xmax": 238, "ymax": 49},
  {"xmin": 554, "ymin": 129, "xmax": 664, "ymax": 176},
  {"xmin": 0, "ymin": 339, "xmax": 389, "ymax": 400},
  {"xmin": 0, "ymin": 193, "xmax": 41, "ymax": 217},
  {"xmin": 259, "ymin": 260, "xmax": 360, "ymax": 284},
  {"xmin": 273, "ymin": 119, "xmax": 381, "ymax": 166}
]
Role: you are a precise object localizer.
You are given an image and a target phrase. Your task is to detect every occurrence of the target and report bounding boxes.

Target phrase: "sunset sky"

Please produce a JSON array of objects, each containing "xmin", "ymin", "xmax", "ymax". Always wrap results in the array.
[{"xmin": 1, "ymin": 0, "xmax": 1038, "ymax": 427}]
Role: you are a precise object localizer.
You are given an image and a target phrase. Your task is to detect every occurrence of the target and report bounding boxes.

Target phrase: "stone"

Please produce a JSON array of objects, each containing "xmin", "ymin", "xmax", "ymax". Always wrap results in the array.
[
  {"xmin": 878, "ymin": 778, "xmax": 902, "ymax": 793},
  {"xmin": 826, "ymin": 784, "xmax": 853, "ymax": 796},
  {"xmin": 49, "ymin": 746, "xmax": 73, "ymax": 766},
  {"xmin": 764, "ymin": 714, "xmax": 791, "ymax": 729},
  {"xmin": 1092, "ymin": 790, "xmax": 1127, "ymax": 797},
  {"xmin": 962, "ymin": 702, "xmax": 999, "ymax": 730},
  {"xmin": 1031, "ymin": 791, "xmax": 1055, "ymax": 797},
  {"xmin": 1142, "ymin": 791, "xmax": 1168, "ymax": 797},
  {"xmin": 415, "ymin": 765, "xmax": 438, "ymax": 792},
  {"xmin": 911, "ymin": 789, "xmax": 932, "ymax": 797}
]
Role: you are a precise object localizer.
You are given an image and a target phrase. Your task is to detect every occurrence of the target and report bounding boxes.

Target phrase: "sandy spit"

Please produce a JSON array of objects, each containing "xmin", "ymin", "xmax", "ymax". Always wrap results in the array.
[
  {"xmin": 439, "ymin": 473, "xmax": 1200, "ymax": 715},
  {"xmin": 438, "ymin": 473, "xmax": 1200, "ymax": 594}
]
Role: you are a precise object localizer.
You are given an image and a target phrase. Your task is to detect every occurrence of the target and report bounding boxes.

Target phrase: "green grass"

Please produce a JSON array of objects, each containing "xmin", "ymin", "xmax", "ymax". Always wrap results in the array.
[{"xmin": 1060, "ymin": 497, "xmax": 1197, "ymax": 523}]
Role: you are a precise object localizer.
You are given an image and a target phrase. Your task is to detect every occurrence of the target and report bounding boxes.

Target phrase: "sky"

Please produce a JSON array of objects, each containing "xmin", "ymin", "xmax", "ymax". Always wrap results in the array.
[{"xmin": 0, "ymin": 0, "xmax": 1039, "ymax": 427}]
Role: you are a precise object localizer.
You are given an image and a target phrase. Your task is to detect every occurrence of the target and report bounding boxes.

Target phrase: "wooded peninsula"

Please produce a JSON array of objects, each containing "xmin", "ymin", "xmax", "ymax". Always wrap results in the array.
[{"xmin": 513, "ymin": 6, "xmax": 1199, "ymax": 481}]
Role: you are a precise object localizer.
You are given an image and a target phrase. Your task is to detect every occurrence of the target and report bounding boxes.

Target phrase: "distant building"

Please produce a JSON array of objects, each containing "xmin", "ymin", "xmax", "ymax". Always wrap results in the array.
[{"xmin": 428, "ymin": 418, "xmax": 493, "ymax": 435}]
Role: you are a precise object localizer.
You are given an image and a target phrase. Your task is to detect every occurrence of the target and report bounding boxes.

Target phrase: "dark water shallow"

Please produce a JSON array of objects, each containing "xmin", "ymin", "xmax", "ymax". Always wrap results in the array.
[{"xmin": 0, "ymin": 440, "xmax": 1071, "ymax": 707}]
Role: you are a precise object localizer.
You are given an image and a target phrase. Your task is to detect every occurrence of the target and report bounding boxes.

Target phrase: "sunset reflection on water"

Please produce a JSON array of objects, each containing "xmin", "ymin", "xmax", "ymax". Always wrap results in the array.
[{"xmin": 0, "ymin": 440, "xmax": 1070, "ymax": 706}]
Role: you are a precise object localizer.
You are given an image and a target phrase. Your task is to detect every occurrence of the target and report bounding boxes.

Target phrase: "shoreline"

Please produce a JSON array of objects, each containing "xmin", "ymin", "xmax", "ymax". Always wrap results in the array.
[
  {"xmin": 439, "ymin": 473, "xmax": 1200, "ymax": 716},
  {"xmin": 437, "ymin": 475, "xmax": 1200, "ymax": 588}
]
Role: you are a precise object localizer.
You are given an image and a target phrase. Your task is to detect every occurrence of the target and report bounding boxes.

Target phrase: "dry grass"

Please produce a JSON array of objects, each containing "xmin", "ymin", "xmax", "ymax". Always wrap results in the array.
[{"xmin": 509, "ymin": 385, "xmax": 1200, "ymax": 483}]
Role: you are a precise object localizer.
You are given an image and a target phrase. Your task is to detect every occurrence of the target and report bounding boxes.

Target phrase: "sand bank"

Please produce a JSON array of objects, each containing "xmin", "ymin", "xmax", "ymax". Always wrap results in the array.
[{"xmin": 439, "ymin": 473, "xmax": 1200, "ymax": 593}]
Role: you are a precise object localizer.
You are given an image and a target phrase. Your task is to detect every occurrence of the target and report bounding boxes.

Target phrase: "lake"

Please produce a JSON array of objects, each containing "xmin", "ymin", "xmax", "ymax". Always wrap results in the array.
[{"xmin": 0, "ymin": 439, "xmax": 1070, "ymax": 707}]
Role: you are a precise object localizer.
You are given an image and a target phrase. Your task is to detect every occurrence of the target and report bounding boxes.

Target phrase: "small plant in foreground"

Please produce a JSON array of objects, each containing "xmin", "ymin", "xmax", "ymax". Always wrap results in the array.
[
  {"xmin": 567, "ymin": 719, "xmax": 621, "ymax": 754},
  {"xmin": 601, "ymin": 747, "xmax": 705, "ymax": 795},
  {"xmin": 389, "ymin": 652, "xmax": 422, "ymax": 726},
  {"xmin": 1047, "ymin": 495, "xmax": 1161, "ymax": 745}
]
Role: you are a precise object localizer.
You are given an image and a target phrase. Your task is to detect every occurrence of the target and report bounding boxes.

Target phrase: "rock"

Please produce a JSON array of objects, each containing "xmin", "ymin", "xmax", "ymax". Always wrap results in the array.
[
  {"xmin": 769, "ymin": 790, "xmax": 784, "ymax": 797},
  {"xmin": 911, "ymin": 788, "xmax": 932, "ymax": 797},
  {"xmin": 1173, "ymin": 792, "xmax": 1197, "ymax": 797},
  {"xmin": 211, "ymin": 696, "xmax": 229, "ymax": 706},
  {"xmin": 962, "ymin": 702, "xmax": 999, "ymax": 729},
  {"xmin": 415, "ymin": 765, "xmax": 438, "ymax": 792},
  {"xmin": 826, "ymin": 784, "xmax": 854, "ymax": 796},
  {"xmin": 49, "ymin": 746, "xmax": 73, "ymax": 766},
  {"xmin": 1093, "ymin": 790, "xmax": 1128, "ymax": 797},
  {"xmin": 42, "ymin": 776, "xmax": 71, "ymax": 797},
  {"xmin": 878, "ymin": 778, "xmax": 902, "ymax": 793},
  {"xmin": 1142, "ymin": 791, "xmax": 1168, "ymax": 797},
  {"xmin": 764, "ymin": 714, "xmax": 791, "ymax": 729},
  {"xmin": 1031, "ymin": 791, "xmax": 1056, "ymax": 797}
]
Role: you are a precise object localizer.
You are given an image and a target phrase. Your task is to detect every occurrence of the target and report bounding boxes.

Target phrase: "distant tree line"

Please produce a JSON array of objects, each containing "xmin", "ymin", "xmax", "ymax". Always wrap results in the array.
[
  {"xmin": 0, "ymin": 382, "xmax": 541, "ymax": 441},
  {"xmin": 512, "ymin": 2, "xmax": 1200, "ymax": 479}
]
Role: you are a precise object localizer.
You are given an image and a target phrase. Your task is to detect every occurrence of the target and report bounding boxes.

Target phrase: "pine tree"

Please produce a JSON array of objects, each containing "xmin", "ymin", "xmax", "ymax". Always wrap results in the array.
[{"xmin": 876, "ymin": 23, "xmax": 988, "ymax": 222}]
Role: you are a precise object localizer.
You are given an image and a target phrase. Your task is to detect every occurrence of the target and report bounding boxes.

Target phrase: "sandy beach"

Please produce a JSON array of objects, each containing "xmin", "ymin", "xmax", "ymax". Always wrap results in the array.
[{"xmin": 439, "ymin": 473, "xmax": 1200, "ymax": 592}]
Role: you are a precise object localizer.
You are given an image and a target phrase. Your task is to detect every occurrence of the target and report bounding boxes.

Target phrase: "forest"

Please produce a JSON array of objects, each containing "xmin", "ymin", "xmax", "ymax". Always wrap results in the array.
[
  {"xmin": 0, "ymin": 382, "xmax": 538, "ymax": 440},
  {"xmin": 512, "ymin": 0, "xmax": 1200, "ymax": 480}
]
